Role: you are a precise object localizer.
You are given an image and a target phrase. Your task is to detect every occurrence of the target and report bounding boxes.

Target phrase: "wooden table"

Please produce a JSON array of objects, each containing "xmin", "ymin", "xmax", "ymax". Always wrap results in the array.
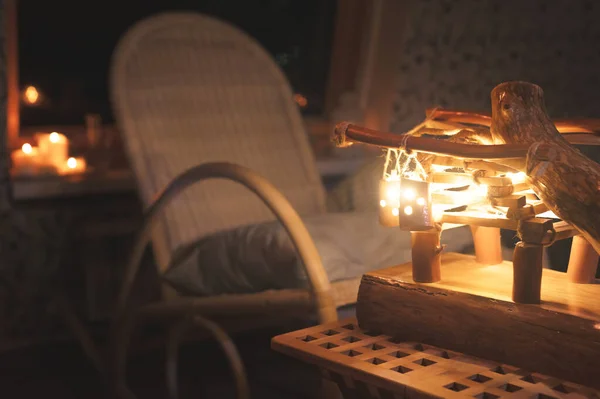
[{"xmin": 272, "ymin": 318, "xmax": 600, "ymax": 398}]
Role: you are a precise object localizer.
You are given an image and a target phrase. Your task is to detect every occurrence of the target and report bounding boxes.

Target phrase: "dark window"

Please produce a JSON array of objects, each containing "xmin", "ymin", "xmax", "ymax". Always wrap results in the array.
[{"xmin": 18, "ymin": 0, "xmax": 337, "ymax": 126}]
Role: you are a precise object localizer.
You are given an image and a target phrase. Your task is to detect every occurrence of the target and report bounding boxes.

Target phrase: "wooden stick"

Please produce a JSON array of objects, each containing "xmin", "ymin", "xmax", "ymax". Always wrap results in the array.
[
  {"xmin": 470, "ymin": 226, "xmax": 503, "ymax": 265},
  {"xmin": 410, "ymin": 229, "xmax": 442, "ymax": 283},
  {"xmin": 567, "ymin": 235, "xmax": 599, "ymax": 284},
  {"xmin": 512, "ymin": 242, "xmax": 543, "ymax": 304},
  {"xmin": 426, "ymin": 107, "xmax": 600, "ymax": 135},
  {"xmin": 334, "ymin": 122, "xmax": 529, "ymax": 158}
]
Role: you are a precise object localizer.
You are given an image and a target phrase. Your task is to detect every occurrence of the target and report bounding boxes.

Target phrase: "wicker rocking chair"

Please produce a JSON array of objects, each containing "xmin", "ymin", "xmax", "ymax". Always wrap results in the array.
[{"xmin": 103, "ymin": 11, "xmax": 474, "ymax": 398}]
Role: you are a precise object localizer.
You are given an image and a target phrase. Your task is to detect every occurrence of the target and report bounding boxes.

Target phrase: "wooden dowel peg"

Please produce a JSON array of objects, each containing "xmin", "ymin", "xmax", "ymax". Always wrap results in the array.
[
  {"xmin": 470, "ymin": 226, "xmax": 503, "ymax": 265},
  {"xmin": 512, "ymin": 241, "xmax": 543, "ymax": 304},
  {"xmin": 567, "ymin": 235, "xmax": 599, "ymax": 284},
  {"xmin": 411, "ymin": 229, "xmax": 442, "ymax": 283}
]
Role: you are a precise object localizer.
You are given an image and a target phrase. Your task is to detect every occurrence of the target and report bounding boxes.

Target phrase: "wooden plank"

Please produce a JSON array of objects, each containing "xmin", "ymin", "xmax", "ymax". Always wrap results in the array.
[
  {"xmin": 272, "ymin": 317, "xmax": 600, "ymax": 398},
  {"xmin": 440, "ymin": 212, "xmax": 518, "ymax": 229},
  {"xmin": 355, "ymin": 253, "xmax": 600, "ymax": 389},
  {"xmin": 506, "ymin": 201, "xmax": 548, "ymax": 220},
  {"xmin": 490, "ymin": 195, "xmax": 526, "ymax": 209}
]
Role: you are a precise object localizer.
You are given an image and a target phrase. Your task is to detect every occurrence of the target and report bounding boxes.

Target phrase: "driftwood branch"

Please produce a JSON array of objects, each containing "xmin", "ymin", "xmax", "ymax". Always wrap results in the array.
[
  {"xmin": 490, "ymin": 81, "xmax": 600, "ymax": 254},
  {"xmin": 426, "ymin": 107, "xmax": 600, "ymax": 135},
  {"xmin": 333, "ymin": 122, "xmax": 527, "ymax": 171},
  {"xmin": 333, "ymin": 122, "xmax": 529, "ymax": 159}
]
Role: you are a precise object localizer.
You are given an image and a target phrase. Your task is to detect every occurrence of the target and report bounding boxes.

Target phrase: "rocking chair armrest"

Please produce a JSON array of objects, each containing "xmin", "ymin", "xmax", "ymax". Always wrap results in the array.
[{"xmin": 114, "ymin": 161, "xmax": 337, "ymax": 325}]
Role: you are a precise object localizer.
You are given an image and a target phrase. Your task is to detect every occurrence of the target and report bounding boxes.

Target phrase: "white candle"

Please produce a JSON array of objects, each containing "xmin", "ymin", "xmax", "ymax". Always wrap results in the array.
[
  {"xmin": 11, "ymin": 143, "xmax": 41, "ymax": 175},
  {"xmin": 37, "ymin": 132, "xmax": 68, "ymax": 168},
  {"xmin": 61, "ymin": 156, "xmax": 87, "ymax": 175}
]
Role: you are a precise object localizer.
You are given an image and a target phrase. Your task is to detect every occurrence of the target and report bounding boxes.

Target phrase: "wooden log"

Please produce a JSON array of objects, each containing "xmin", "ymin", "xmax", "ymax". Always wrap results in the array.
[
  {"xmin": 489, "ymin": 81, "xmax": 600, "ymax": 255},
  {"xmin": 426, "ymin": 107, "xmax": 600, "ymax": 136},
  {"xmin": 512, "ymin": 242, "xmax": 543, "ymax": 304},
  {"xmin": 470, "ymin": 225, "xmax": 502, "ymax": 265},
  {"xmin": 355, "ymin": 253, "xmax": 600, "ymax": 389},
  {"xmin": 567, "ymin": 235, "xmax": 599, "ymax": 284},
  {"xmin": 410, "ymin": 229, "xmax": 442, "ymax": 283}
]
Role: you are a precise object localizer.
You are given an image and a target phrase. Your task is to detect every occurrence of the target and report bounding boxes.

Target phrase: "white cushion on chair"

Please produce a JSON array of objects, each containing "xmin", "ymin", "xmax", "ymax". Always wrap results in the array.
[{"xmin": 162, "ymin": 212, "xmax": 475, "ymax": 296}]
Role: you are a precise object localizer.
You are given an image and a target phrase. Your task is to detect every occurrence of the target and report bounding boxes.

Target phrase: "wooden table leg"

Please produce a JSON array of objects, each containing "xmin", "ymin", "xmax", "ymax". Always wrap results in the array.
[
  {"xmin": 470, "ymin": 226, "xmax": 503, "ymax": 265},
  {"xmin": 567, "ymin": 235, "xmax": 599, "ymax": 283},
  {"xmin": 411, "ymin": 229, "xmax": 442, "ymax": 283},
  {"xmin": 512, "ymin": 241, "xmax": 543, "ymax": 304}
]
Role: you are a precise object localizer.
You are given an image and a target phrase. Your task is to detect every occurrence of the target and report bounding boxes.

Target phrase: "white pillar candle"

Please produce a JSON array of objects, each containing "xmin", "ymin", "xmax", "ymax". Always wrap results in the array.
[
  {"xmin": 37, "ymin": 132, "xmax": 68, "ymax": 168},
  {"xmin": 11, "ymin": 143, "xmax": 41, "ymax": 175},
  {"xmin": 61, "ymin": 156, "xmax": 87, "ymax": 175}
]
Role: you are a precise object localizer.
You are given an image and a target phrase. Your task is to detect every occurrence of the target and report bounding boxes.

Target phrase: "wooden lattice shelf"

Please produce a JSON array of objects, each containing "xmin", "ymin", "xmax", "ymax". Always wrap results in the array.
[{"xmin": 272, "ymin": 318, "xmax": 600, "ymax": 398}]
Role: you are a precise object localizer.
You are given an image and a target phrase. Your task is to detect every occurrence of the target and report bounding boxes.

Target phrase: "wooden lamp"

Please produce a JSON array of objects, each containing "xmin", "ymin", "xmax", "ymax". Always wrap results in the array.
[{"xmin": 331, "ymin": 82, "xmax": 600, "ymax": 388}]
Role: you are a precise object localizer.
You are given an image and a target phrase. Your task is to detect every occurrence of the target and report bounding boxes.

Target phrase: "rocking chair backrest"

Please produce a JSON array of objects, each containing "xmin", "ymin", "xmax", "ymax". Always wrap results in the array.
[{"xmin": 110, "ymin": 12, "xmax": 327, "ymax": 268}]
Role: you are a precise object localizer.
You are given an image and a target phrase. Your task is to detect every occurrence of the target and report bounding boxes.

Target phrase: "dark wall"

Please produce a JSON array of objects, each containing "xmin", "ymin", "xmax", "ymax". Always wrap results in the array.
[{"xmin": 391, "ymin": 0, "xmax": 600, "ymax": 133}]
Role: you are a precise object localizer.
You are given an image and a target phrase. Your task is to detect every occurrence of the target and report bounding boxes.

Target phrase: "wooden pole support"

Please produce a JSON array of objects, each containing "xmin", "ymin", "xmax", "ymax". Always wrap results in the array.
[
  {"xmin": 512, "ymin": 241, "xmax": 543, "ymax": 304},
  {"xmin": 567, "ymin": 235, "xmax": 599, "ymax": 284},
  {"xmin": 470, "ymin": 226, "xmax": 503, "ymax": 265},
  {"xmin": 410, "ymin": 229, "xmax": 442, "ymax": 283}
]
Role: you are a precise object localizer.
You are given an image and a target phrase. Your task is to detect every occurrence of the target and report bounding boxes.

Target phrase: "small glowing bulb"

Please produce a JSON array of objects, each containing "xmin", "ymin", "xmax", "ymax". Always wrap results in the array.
[
  {"xmin": 379, "ymin": 199, "xmax": 387, "ymax": 208},
  {"xmin": 386, "ymin": 186, "xmax": 400, "ymax": 201},
  {"xmin": 403, "ymin": 188, "xmax": 416, "ymax": 200},
  {"xmin": 22, "ymin": 143, "xmax": 32, "ymax": 154},
  {"xmin": 404, "ymin": 206, "xmax": 413, "ymax": 215},
  {"xmin": 293, "ymin": 93, "xmax": 308, "ymax": 108},
  {"xmin": 67, "ymin": 157, "xmax": 77, "ymax": 169},
  {"xmin": 392, "ymin": 208, "xmax": 399, "ymax": 216},
  {"xmin": 507, "ymin": 171, "xmax": 527, "ymax": 184},
  {"xmin": 49, "ymin": 132, "xmax": 60, "ymax": 143},
  {"xmin": 416, "ymin": 197, "xmax": 426, "ymax": 206}
]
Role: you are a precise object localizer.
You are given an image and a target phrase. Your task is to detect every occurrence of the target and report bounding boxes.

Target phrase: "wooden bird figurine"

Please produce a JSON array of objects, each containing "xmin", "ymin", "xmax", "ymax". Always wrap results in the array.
[{"xmin": 490, "ymin": 81, "xmax": 600, "ymax": 254}]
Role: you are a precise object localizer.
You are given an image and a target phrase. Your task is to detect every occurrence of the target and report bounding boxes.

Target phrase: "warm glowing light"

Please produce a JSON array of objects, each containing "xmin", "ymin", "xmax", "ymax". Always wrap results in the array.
[
  {"xmin": 22, "ymin": 143, "xmax": 32, "ymax": 154},
  {"xmin": 431, "ymin": 164, "xmax": 450, "ymax": 173},
  {"xmin": 403, "ymin": 188, "xmax": 416, "ymax": 200},
  {"xmin": 475, "ymin": 184, "xmax": 488, "ymax": 196},
  {"xmin": 416, "ymin": 197, "xmax": 426, "ymax": 206},
  {"xmin": 49, "ymin": 132, "xmax": 60, "ymax": 143},
  {"xmin": 392, "ymin": 208, "xmax": 399, "ymax": 216},
  {"xmin": 67, "ymin": 157, "xmax": 77, "ymax": 169},
  {"xmin": 380, "ymin": 199, "xmax": 387, "ymax": 207},
  {"xmin": 432, "ymin": 204, "xmax": 445, "ymax": 223},
  {"xmin": 404, "ymin": 206, "xmax": 413, "ymax": 215},
  {"xmin": 293, "ymin": 93, "xmax": 308, "ymax": 108},
  {"xmin": 386, "ymin": 186, "xmax": 400, "ymax": 202},
  {"xmin": 23, "ymin": 86, "xmax": 39, "ymax": 104},
  {"xmin": 506, "ymin": 172, "xmax": 527, "ymax": 184}
]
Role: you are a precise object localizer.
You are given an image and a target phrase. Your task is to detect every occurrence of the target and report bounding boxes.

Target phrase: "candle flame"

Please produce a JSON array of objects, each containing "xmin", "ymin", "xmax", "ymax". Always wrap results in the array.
[
  {"xmin": 49, "ymin": 132, "xmax": 60, "ymax": 143},
  {"xmin": 67, "ymin": 157, "xmax": 77, "ymax": 169},
  {"xmin": 22, "ymin": 143, "xmax": 32, "ymax": 154},
  {"xmin": 23, "ymin": 86, "xmax": 39, "ymax": 105}
]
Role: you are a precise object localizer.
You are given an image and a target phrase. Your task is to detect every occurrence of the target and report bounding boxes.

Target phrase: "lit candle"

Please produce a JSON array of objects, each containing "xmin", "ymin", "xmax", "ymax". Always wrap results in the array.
[
  {"xmin": 61, "ymin": 157, "xmax": 87, "ymax": 175},
  {"xmin": 36, "ymin": 132, "xmax": 68, "ymax": 168},
  {"xmin": 11, "ymin": 143, "xmax": 41, "ymax": 175}
]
